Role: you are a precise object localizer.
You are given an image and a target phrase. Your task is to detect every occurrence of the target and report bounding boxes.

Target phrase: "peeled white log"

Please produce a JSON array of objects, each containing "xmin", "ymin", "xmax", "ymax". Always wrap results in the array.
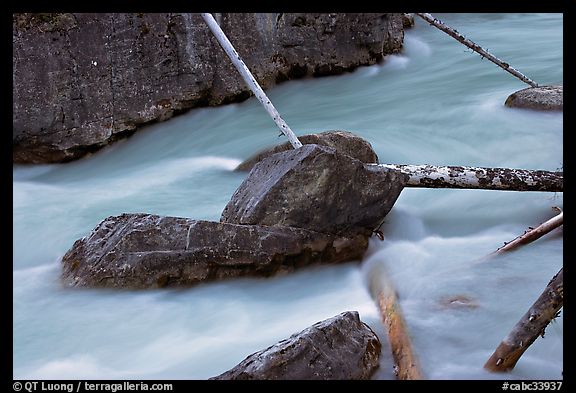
[
  {"xmin": 201, "ymin": 13, "xmax": 302, "ymax": 149},
  {"xmin": 484, "ymin": 268, "xmax": 563, "ymax": 372},
  {"xmin": 416, "ymin": 13, "xmax": 539, "ymax": 88},
  {"xmin": 374, "ymin": 164, "xmax": 562, "ymax": 192}
]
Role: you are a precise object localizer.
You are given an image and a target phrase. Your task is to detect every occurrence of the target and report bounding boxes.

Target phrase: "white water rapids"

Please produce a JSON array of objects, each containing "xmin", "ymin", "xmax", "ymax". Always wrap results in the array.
[{"xmin": 13, "ymin": 13, "xmax": 562, "ymax": 379}]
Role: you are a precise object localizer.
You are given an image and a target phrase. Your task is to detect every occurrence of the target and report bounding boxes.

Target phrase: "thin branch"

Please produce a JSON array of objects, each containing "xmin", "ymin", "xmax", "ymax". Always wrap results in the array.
[{"xmin": 416, "ymin": 13, "xmax": 539, "ymax": 88}]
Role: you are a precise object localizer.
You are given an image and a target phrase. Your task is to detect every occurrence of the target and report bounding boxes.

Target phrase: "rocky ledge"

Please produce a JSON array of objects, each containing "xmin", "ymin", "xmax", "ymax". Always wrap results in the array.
[
  {"xmin": 13, "ymin": 13, "xmax": 405, "ymax": 164},
  {"xmin": 210, "ymin": 311, "xmax": 381, "ymax": 380}
]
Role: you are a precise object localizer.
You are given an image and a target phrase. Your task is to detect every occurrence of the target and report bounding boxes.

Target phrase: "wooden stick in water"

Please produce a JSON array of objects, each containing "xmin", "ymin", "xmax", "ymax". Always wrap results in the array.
[
  {"xmin": 369, "ymin": 266, "xmax": 425, "ymax": 380},
  {"xmin": 490, "ymin": 209, "xmax": 563, "ymax": 256},
  {"xmin": 416, "ymin": 13, "xmax": 539, "ymax": 88},
  {"xmin": 484, "ymin": 268, "xmax": 563, "ymax": 372}
]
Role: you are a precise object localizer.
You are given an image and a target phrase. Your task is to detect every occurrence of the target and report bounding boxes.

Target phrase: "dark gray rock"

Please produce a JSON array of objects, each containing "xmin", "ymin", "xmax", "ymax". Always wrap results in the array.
[
  {"xmin": 61, "ymin": 213, "xmax": 368, "ymax": 289},
  {"xmin": 222, "ymin": 144, "xmax": 407, "ymax": 237},
  {"xmin": 402, "ymin": 13, "xmax": 415, "ymax": 28},
  {"xmin": 210, "ymin": 311, "xmax": 381, "ymax": 380},
  {"xmin": 505, "ymin": 85, "xmax": 563, "ymax": 111},
  {"xmin": 236, "ymin": 130, "xmax": 379, "ymax": 171},
  {"xmin": 13, "ymin": 13, "xmax": 405, "ymax": 164}
]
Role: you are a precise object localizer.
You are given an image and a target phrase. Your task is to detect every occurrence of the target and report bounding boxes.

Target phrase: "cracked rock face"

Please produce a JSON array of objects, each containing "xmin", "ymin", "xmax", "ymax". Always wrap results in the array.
[
  {"xmin": 505, "ymin": 85, "xmax": 563, "ymax": 111},
  {"xmin": 13, "ymin": 13, "xmax": 405, "ymax": 164},
  {"xmin": 210, "ymin": 311, "xmax": 381, "ymax": 380},
  {"xmin": 222, "ymin": 144, "xmax": 407, "ymax": 237},
  {"xmin": 235, "ymin": 130, "xmax": 379, "ymax": 172},
  {"xmin": 61, "ymin": 213, "xmax": 368, "ymax": 289}
]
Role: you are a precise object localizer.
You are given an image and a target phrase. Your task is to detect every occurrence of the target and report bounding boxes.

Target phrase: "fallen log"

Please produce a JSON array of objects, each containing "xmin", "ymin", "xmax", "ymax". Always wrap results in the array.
[
  {"xmin": 484, "ymin": 268, "xmax": 563, "ymax": 372},
  {"xmin": 489, "ymin": 208, "xmax": 563, "ymax": 257},
  {"xmin": 416, "ymin": 13, "xmax": 539, "ymax": 87},
  {"xmin": 374, "ymin": 164, "xmax": 562, "ymax": 192},
  {"xmin": 369, "ymin": 267, "xmax": 425, "ymax": 380},
  {"xmin": 201, "ymin": 13, "xmax": 302, "ymax": 149}
]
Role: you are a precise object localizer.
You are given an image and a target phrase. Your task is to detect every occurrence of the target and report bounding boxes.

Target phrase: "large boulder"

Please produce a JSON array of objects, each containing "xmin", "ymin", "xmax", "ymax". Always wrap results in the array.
[
  {"xmin": 210, "ymin": 311, "xmax": 381, "ymax": 380},
  {"xmin": 61, "ymin": 213, "xmax": 367, "ymax": 289},
  {"xmin": 13, "ymin": 13, "xmax": 405, "ymax": 164},
  {"xmin": 235, "ymin": 130, "xmax": 379, "ymax": 171},
  {"xmin": 222, "ymin": 144, "xmax": 408, "ymax": 237},
  {"xmin": 504, "ymin": 85, "xmax": 563, "ymax": 111}
]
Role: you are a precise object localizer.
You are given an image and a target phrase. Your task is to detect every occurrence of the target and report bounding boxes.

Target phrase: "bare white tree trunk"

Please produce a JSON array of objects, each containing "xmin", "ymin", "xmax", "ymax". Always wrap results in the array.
[
  {"xmin": 374, "ymin": 164, "xmax": 562, "ymax": 192},
  {"xmin": 201, "ymin": 13, "xmax": 303, "ymax": 149},
  {"xmin": 484, "ymin": 268, "xmax": 563, "ymax": 372},
  {"xmin": 416, "ymin": 13, "xmax": 539, "ymax": 88}
]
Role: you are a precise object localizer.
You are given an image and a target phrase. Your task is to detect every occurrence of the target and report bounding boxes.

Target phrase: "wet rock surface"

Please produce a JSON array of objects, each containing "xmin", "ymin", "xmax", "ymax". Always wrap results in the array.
[
  {"xmin": 210, "ymin": 311, "xmax": 381, "ymax": 380},
  {"xmin": 13, "ymin": 13, "xmax": 405, "ymax": 164},
  {"xmin": 505, "ymin": 85, "xmax": 563, "ymax": 111},
  {"xmin": 61, "ymin": 213, "xmax": 368, "ymax": 289},
  {"xmin": 402, "ymin": 13, "xmax": 415, "ymax": 28},
  {"xmin": 222, "ymin": 144, "xmax": 407, "ymax": 237},
  {"xmin": 235, "ymin": 130, "xmax": 379, "ymax": 171}
]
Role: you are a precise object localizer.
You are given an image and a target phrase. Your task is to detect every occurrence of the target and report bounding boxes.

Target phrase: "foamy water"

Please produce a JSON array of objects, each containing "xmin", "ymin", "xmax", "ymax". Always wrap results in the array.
[{"xmin": 13, "ymin": 13, "xmax": 562, "ymax": 380}]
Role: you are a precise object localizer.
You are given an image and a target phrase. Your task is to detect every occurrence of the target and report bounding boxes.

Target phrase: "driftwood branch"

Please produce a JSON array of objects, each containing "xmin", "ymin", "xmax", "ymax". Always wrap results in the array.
[
  {"xmin": 201, "ymin": 13, "xmax": 302, "ymax": 149},
  {"xmin": 374, "ymin": 164, "xmax": 562, "ymax": 192},
  {"xmin": 416, "ymin": 13, "xmax": 539, "ymax": 88},
  {"xmin": 369, "ymin": 268, "xmax": 425, "ymax": 380},
  {"xmin": 490, "ymin": 209, "xmax": 563, "ymax": 256},
  {"xmin": 484, "ymin": 268, "xmax": 563, "ymax": 372}
]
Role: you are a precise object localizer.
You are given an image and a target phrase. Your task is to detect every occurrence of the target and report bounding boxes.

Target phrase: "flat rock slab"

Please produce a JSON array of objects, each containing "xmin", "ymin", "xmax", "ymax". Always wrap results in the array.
[
  {"xmin": 505, "ymin": 85, "xmax": 563, "ymax": 111},
  {"xmin": 222, "ymin": 144, "xmax": 407, "ymax": 237},
  {"xmin": 61, "ymin": 213, "xmax": 367, "ymax": 289},
  {"xmin": 210, "ymin": 311, "xmax": 381, "ymax": 380},
  {"xmin": 235, "ymin": 130, "xmax": 379, "ymax": 171}
]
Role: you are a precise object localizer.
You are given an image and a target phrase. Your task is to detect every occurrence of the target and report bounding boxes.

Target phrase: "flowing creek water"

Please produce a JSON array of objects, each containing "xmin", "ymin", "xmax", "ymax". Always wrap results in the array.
[{"xmin": 13, "ymin": 13, "xmax": 563, "ymax": 379}]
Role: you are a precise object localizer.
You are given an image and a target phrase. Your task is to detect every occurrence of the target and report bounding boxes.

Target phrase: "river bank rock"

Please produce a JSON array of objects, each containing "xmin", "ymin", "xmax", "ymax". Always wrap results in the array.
[
  {"xmin": 402, "ymin": 13, "xmax": 415, "ymax": 28},
  {"xmin": 235, "ymin": 130, "xmax": 379, "ymax": 171},
  {"xmin": 504, "ymin": 85, "xmax": 563, "ymax": 111},
  {"xmin": 13, "ymin": 13, "xmax": 405, "ymax": 164},
  {"xmin": 61, "ymin": 213, "xmax": 368, "ymax": 289},
  {"xmin": 222, "ymin": 144, "xmax": 407, "ymax": 237},
  {"xmin": 210, "ymin": 311, "xmax": 381, "ymax": 380}
]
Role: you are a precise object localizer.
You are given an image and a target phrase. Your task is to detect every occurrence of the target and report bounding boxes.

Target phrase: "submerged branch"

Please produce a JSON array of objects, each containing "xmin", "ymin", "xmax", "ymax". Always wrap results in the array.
[
  {"xmin": 369, "ymin": 267, "xmax": 425, "ymax": 380},
  {"xmin": 489, "ymin": 208, "xmax": 563, "ymax": 257}
]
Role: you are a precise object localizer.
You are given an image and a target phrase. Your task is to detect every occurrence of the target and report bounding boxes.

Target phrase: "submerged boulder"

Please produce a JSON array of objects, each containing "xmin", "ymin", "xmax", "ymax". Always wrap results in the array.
[
  {"xmin": 222, "ymin": 144, "xmax": 407, "ymax": 237},
  {"xmin": 235, "ymin": 130, "xmax": 379, "ymax": 171},
  {"xmin": 61, "ymin": 213, "xmax": 367, "ymax": 289},
  {"xmin": 505, "ymin": 85, "xmax": 563, "ymax": 111},
  {"xmin": 210, "ymin": 311, "xmax": 381, "ymax": 380}
]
